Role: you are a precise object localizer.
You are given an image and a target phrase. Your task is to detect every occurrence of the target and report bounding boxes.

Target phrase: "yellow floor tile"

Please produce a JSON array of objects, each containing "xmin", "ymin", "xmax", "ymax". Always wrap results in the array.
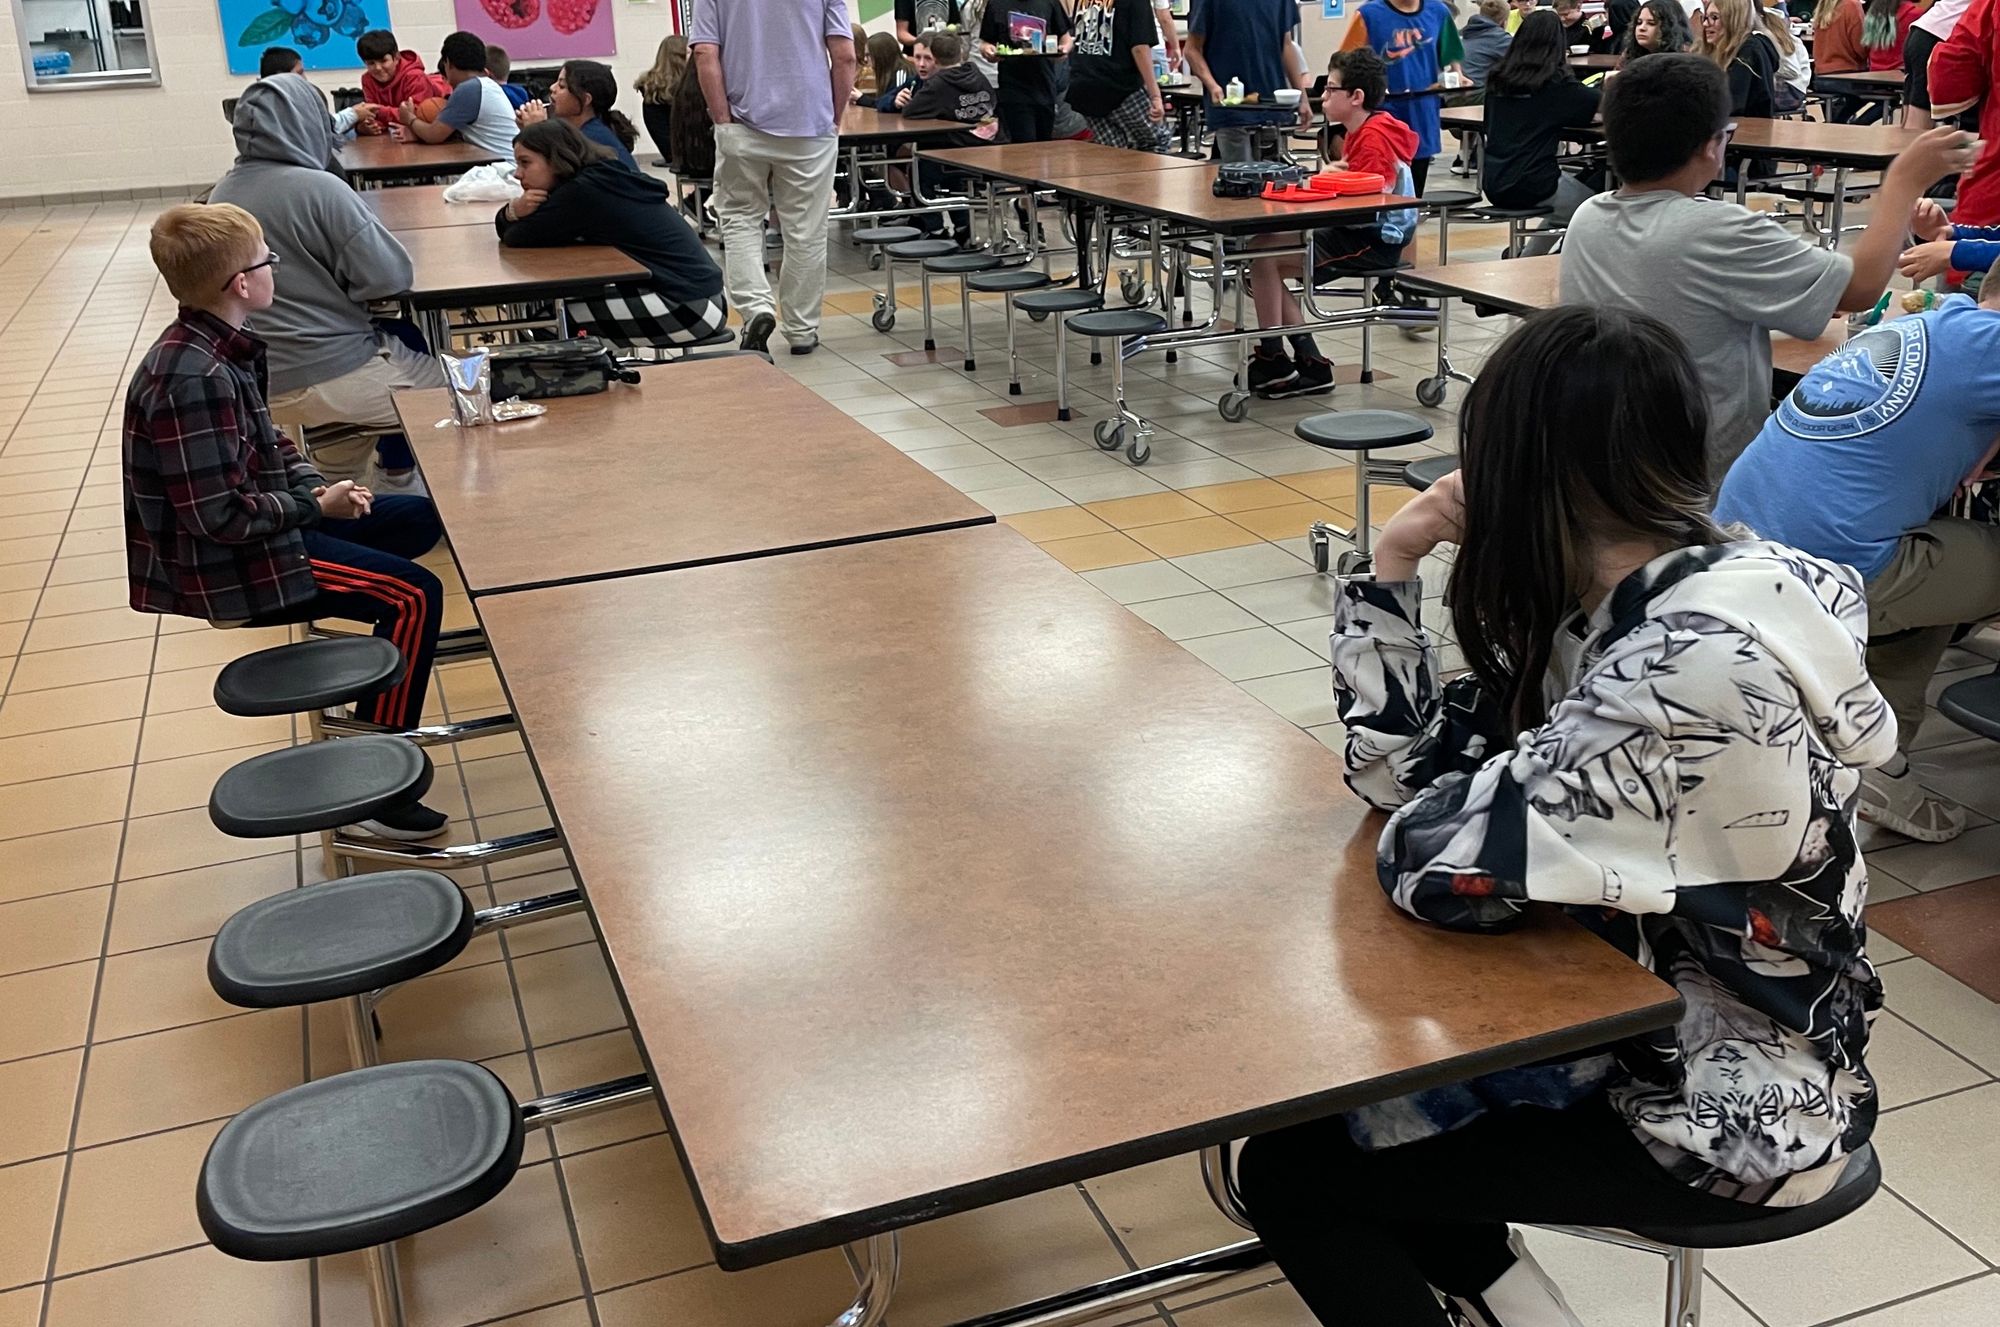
[
  {"xmin": 0, "ymin": 824, "xmax": 124, "ymax": 905},
  {"xmin": 0, "ymin": 960, "xmax": 96, "ymax": 1063},
  {"xmin": 43, "ymin": 1243, "xmax": 311, "ymax": 1327},
  {"xmin": 116, "ymin": 806, "xmax": 293, "ymax": 883},
  {"xmin": 1036, "ymin": 531, "xmax": 1154, "ymax": 573},
  {"xmin": 1179, "ymin": 477, "xmax": 1301, "ymax": 514},
  {"xmin": 29, "ymin": 577, "xmax": 126, "ymax": 619},
  {"xmin": 0, "ymin": 1284, "xmax": 43, "ymax": 1327},
  {"xmin": 534, "ymin": 1029, "xmax": 667, "ymax": 1156},
  {"xmin": 5, "ymin": 637, "xmax": 155, "ymax": 693},
  {"xmin": 1081, "ymin": 492, "xmax": 1211, "ymax": 529},
  {"xmin": 93, "ymin": 937, "xmax": 241, "ymax": 1042},
  {"xmin": 563, "ymin": 1135, "xmax": 713, "ymax": 1291},
  {"xmin": 0, "ymin": 1049, "xmax": 82, "ymax": 1168},
  {"xmin": 106, "ymin": 856, "xmax": 298, "ymax": 956},
  {"xmin": 999, "ymin": 507, "xmax": 1109, "ymax": 543},
  {"xmin": 1125, "ymin": 516, "xmax": 1263, "ymax": 558},
  {"xmin": 595, "ymin": 1253, "xmax": 859, "ymax": 1327},
  {"xmin": 54, "ymin": 1119, "xmax": 224, "ymax": 1275},
  {"xmin": 0, "ymin": 718, "xmax": 139, "ymax": 787},
  {"xmin": 135, "ymin": 708, "xmax": 292, "ymax": 764},
  {"xmin": 1227, "ymin": 502, "xmax": 1354, "ymax": 542},
  {"xmin": 0, "ymin": 887, "xmax": 110, "ymax": 977},
  {"xmin": 512, "ymin": 943, "xmax": 627, "ymax": 1047},
  {"xmin": 19, "ymin": 604, "xmax": 154, "ymax": 654},
  {"xmin": 0, "ymin": 1156, "xmax": 64, "ymax": 1289},
  {"xmin": 141, "ymin": 662, "xmax": 227, "ymax": 716},
  {"xmin": 74, "ymin": 1008, "xmax": 303, "ymax": 1148},
  {"xmin": 128, "ymin": 743, "xmax": 287, "ymax": 820},
  {"xmin": 0, "ymin": 676, "xmax": 147, "ymax": 738},
  {"xmin": 1278, "ymin": 467, "xmax": 1360, "ymax": 503}
]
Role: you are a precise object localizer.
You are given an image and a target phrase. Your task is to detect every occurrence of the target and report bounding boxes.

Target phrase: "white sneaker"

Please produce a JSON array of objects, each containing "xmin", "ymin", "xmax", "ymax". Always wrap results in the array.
[
  {"xmin": 1447, "ymin": 1231, "xmax": 1586, "ymax": 1327},
  {"xmin": 1859, "ymin": 763, "xmax": 1966, "ymax": 843}
]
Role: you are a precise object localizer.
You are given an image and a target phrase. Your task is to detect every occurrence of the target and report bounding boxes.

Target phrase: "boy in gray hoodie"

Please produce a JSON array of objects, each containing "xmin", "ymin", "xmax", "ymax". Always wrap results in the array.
[{"xmin": 209, "ymin": 73, "xmax": 443, "ymax": 485}]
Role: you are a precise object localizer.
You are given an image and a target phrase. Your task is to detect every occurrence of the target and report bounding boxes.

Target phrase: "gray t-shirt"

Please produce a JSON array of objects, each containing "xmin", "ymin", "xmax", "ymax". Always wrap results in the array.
[
  {"xmin": 1560, "ymin": 190, "xmax": 1852, "ymax": 472},
  {"xmin": 438, "ymin": 76, "xmax": 519, "ymax": 155}
]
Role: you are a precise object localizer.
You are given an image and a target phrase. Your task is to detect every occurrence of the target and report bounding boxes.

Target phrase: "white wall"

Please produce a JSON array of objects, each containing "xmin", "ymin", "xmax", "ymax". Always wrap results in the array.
[{"xmin": 0, "ymin": 0, "xmax": 685, "ymax": 201}]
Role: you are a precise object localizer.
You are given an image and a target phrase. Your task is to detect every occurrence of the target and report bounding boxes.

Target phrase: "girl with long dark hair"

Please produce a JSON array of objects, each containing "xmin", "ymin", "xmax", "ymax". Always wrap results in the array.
[
  {"xmin": 517, "ymin": 59, "xmax": 641, "ymax": 171},
  {"xmin": 1237, "ymin": 306, "xmax": 1895, "ymax": 1327},
  {"xmin": 1618, "ymin": 0, "xmax": 1695, "ymax": 63},
  {"xmin": 1481, "ymin": 11, "xmax": 1602, "ymax": 247}
]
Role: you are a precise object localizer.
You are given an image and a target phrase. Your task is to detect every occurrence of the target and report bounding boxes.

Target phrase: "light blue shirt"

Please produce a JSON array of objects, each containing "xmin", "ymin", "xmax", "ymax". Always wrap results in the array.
[
  {"xmin": 437, "ymin": 77, "xmax": 519, "ymax": 155},
  {"xmin": 1715, "ymin": 295, "xmax": 2000, "ymax": 581},
  {"xmin": 688, "ymin": 0, "xmax": 853, "ymax": 138}
]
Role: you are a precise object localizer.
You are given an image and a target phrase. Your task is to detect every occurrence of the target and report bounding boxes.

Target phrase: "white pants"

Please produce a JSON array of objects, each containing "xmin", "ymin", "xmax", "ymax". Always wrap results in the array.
[
  {"xmin": 267, "ymin": 334, "xmax": 444, "ymax": 484},
  {"xmin": 711, "ymin": 122, "xmax": 839, "ymax": 343}
]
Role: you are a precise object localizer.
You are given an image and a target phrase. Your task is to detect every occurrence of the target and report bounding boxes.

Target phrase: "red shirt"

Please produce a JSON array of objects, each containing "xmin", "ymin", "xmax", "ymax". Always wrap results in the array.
[
  {"xmin": 1339, "ymin": 108, "xmax": 1419, "ymax": 180},
  {"xmin": 1932, "ymin": 0, "xmax": 2000, "ymax": 224}
]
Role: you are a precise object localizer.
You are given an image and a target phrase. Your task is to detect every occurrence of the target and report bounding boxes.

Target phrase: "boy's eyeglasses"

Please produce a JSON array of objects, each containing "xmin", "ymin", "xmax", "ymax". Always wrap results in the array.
[{"xmin": 225, "ymin": 251, "xmax": 280, "ymax": 291}]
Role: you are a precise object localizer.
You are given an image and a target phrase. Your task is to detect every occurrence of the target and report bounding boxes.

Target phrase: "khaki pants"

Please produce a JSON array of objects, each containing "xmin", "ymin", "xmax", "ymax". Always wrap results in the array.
[
  {"xmin": 711, "ymin": 122, "xmax": 838, "ymax": 345},
  {"xmin": 268, "ymin": 335, "xmax": 444, "ymax": 484},
  {"xmin": 1865, "ymin": 516, "xmax": 2000, "ymax": 750}
]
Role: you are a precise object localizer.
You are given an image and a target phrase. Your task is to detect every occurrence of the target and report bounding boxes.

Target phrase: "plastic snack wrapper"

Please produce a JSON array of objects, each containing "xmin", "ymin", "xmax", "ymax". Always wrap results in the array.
[
  {"xmin": 441, "ymin": 161, "xmax": 523, "ymax": 204},
  {"xmin": 439, "ymin": 350, "xmax": 492, "ymax": 427},
  {"xmin": 490, "ymin": 397, "xmax": 547, "ymax": 422}
]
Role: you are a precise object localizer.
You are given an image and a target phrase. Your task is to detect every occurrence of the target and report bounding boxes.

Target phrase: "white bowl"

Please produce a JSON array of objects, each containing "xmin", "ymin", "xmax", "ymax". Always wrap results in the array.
[{"xmin": 1273, "ymin": 87, "xmax": 1302, "ymax": 107}]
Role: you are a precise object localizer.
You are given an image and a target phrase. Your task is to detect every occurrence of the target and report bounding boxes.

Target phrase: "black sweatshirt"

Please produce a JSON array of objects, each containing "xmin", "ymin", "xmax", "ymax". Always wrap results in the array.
[
  {"xmin": 494, "ymin": 161, "xmax": 723, "ymax": 304},
  {"xmin": 1481, "ymin": 77, "xmax": 1601, "ymax": 210}
]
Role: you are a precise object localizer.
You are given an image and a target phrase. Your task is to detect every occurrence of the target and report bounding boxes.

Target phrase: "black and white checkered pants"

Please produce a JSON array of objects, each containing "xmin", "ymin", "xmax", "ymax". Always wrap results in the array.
[
  {"xmin": 563, "ymin": 291, "xmax": 728, "ymax": 349},
  {"xmin": 1085, "ymin": 88, "xmax": 1171, "ymax": 155}
]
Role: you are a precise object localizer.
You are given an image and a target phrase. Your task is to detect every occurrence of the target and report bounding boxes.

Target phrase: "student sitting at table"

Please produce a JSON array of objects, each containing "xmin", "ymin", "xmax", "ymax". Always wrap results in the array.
[
  {"xmin": 498, "ymin": 119, "xmax": 727, "ymax": 350},
  {"xmin": 1481, "ymin": 11, "xmax": 1602, "ymax": 251},
  {"xmin": 1239, "ymin": 303, "xmax": 1897, "ymax": 1327},
  {"xmin": 1560, "ymin": 53, "xmax": 1972, "ymax": 471},
  {"xmin": 1460, "ymin": 0, "xmax": 1517, "ymax": 94},
  {"xmin": 1715, "ymin": 270, "xmax": 2000, "ymax": 843},
  {"xmin": 1617, "ymin": 0, "xmax": 1696, "ymax": 64},
  {"xmin": 889, "ymin": 34, "xmax": 996, "ymax": 244},
  {"xmin": 1554, "ymin": 0, "xmax": 1621, "ymax": 52},
  {"xmin": 1929, "ymin": 0, "xmax": 2000, "ymax": 242},
  {"xmin": 355, "ymin": 29, "xmax": 448, "ymax": 135},
  {"xmin": 395, "ymin": 31, "xmax": 519, "ymax": 155},
  {"xmin": 211, "ymin": 74, "xmax": 445, "ymax": 487},
  {"xmin": 486, "ymin": 45, "xmax": 533, "ymax": 110},
  {"xmin": 126, "ymin": 203, "xmax": 450, "ymax": 841},
  {"xmin": 1507, "ymin": 0, "xmax": 1539, "ymax": 32},
  {"xmin": 636, "ymin": 35, "xmax": 690, "ymax": 165},
  {"xmin": 516, "ymin": 59, "xmax": 642, "ymax": 172},
  {"xmin": 1343, "ymin": 0, "xmax": 1467, "ymax": 193},
  {"xmin": 1695, "ymin": 0, "xmax": 1781, "ymax": 115},
  {"xmin": 1245, "ymin": 48, "xmax": 1421, "ymax": 398},
  {"xmin": 858, "ymin": 31, "xmax": 919, "ymax": 107},
  {"xmin": 259, "ymin": 45, "xmax": 301, "ymax": 77},
  {"xmin": 1759, "ymin": 2, "xmax": 1813, "ymax": 111}
]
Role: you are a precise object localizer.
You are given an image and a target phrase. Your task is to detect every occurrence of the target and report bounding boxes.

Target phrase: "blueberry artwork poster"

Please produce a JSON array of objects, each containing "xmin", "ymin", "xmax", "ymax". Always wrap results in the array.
[{"xmin": 220, "ymin": 0, "xmax": 389, "ymax": 73}]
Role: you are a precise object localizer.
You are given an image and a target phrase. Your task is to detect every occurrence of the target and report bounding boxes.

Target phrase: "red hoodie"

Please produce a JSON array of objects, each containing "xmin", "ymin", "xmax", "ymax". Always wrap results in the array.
[
  {"xmin": 362, "ymin": 50, "xmax": 449, "ymax": 111},
  {"xmin": 1339, "ymin": 109, "xmax": 1419, "ymax": 181},
  {"xmin": 1931, "ymin": 0, "xmax": 2000, "ymax": 224}
]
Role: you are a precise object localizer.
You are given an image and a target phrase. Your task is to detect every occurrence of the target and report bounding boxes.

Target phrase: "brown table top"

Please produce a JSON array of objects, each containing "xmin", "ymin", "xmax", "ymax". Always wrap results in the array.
[
  {"xmin": 394, "ymin": 225, "xmax": 648, "ymax": 308},
  {"xmin": 395, "ymin": 356, "xmax": 992, "ymax": 595},
  {"xmin": 1568, "ymin": 52, "xmax": 1621, "ymax": 70},
  {"xmin": 335, "ymin": 136, "xmax": 505, "ymax": 181},
  {"xmin": 362, "ymin": 184, "xmax": 497, "ymax": 231},
  {"xmin": 477, "ymin": 522, "xmax": 1682, "ymax": 1270},
  {"xmin": 1725, "ymin": 117, "xmax": 1918, "ymax": 166},
  {"xmin": 840, "ymin": 104, "xmax": 979, "ymax": 143},
  {"xmin": 1054, "ymin": 164, "xmax": 1419, "ymax": 234},
  {"xmin": 1814, "ymin": 68, "xmax": 1908, "ymax": 88},
  {"xmin": 924, "ymin": 140, "xmax": 1210, "ymax": 186}
]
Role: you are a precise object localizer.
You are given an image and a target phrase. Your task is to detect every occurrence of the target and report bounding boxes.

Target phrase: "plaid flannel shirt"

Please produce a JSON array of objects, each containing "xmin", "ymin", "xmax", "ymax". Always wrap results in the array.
[{"xmin": 123, "ymin": 308, "xmax": 326, "ymax": 622}]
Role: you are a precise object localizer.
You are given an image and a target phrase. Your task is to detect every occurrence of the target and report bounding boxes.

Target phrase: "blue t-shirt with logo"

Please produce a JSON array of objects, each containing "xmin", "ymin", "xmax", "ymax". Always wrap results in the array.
[
  {"xmin": 1715, "ymin": 295, "xmax": 2000, "ymax": 581},
  {"xmin": 1190, "ymin": 0, "xmax": 1299, "ymax": 130},
  {"xmin": 1351, "ymin": 0, "xmax": 1457, "ymax": 161}
]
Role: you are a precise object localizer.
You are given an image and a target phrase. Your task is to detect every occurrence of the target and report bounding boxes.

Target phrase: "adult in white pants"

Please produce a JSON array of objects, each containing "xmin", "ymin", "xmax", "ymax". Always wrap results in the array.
[{"xmin": 690, "ymin": 0, "xmax": 858, "ymax": 356}]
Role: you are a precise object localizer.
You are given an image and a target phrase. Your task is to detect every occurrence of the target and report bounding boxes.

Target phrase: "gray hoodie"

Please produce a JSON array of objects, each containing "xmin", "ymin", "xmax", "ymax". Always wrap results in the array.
[{"xmin": 208, "ymin": 74, "xmax": 416, "ymax": 395}]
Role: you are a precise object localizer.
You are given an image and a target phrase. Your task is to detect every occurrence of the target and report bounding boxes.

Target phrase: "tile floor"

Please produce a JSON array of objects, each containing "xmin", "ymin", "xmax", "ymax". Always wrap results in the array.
[{"xmin": 2, "ymin": 192, "xmax": 1999, "ymax": 1327}]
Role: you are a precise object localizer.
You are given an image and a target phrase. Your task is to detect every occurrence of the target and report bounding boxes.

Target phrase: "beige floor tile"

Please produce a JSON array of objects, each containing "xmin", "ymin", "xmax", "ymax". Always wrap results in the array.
[
  {"xmin": 0, "ymin": 960, "xmax": 96, "ymax": 1064},
  {"xmin": 0, "ymin": 886, "xmax": 110, "ymax": 977},
  {"xmin": 54, "ymin": 1118, "xmax": 223, "ymax": 1274},
  {"xmin": 43, "ymin": 551, "xmax": 126, "ymax": 587},
  {"xmin": 0, "ymin": 718, "xmax": 138, "ymax": 786},
  {"xmin": 74, "ymin": 1007, "xmax": 303, "ymax": 1147},
  {"xmin": 375, "ymin": 958, "xmax": 527, "ymax": 1064},
  {"xmin": 595, "ymin": 1252, "xmax": 860, "ymax": 1327},
  {"xmin": 29, "ymin": 576, "xmax": 125, "ymax": 620},
  {"xmin": 1172, "ymin": 1284, "xmax": 1319, "ymax": 1327},
  {"xmin": 19, "ymin": 604, "xmax": 154, "ymax": 654},
  {"xmin": 107, "ymin": 853, "xmax": 298, "ymax": 954},
  {"xmin": 128, "ymin": 742, "xmax": 286, "ymax": 820},
  {"xmin": 142, "ymin": 661, "xmax": 227, "ymax": 715},
  {"xmin": 0, "ymin": 675, "xmax": 146, "ymax": 738},
  {"xmin": 0, "ymin": 1155, "xmax": 63, "ymax": 1289},
  {"xmin": 1882, "ymin": 958, "xmax": 2000, "ymax": 1075},
  {"xmin": 436, "ymin": 661, "xmax": 507, "ymax": 715},
  {"xmin": 1512, "ymin": 1229, "xmax": 1763, "ymax": 1327},
  {"xmin": 533, "ymin": 1029, "xmax": 665, "ymax": 1155},
  {"xmin": 1871, "ymin": 1011, "xmax": 1992, "ymax": 1111},
  {"xmin": 0, "ymin": 1048, "xmax": 82, "ymax": 1167},
  {"xmin": 117, "ymin": 805, "xmax": 293, "ymax": 882},
  {"xmin": 891, "ymin": 1186, "xmax": 1131, "ymax": 1327},
  {"xmin": 563, "ymin": 1134, "xmax": 712, "ymax": 1291},
  {"xmin": 999, "ymin": 507, "xmax": 1111, "ymax": 543},
  {"xmin": 151, "ymin": 624, "xmax": 292, "ymax": 673},
  {"xmin": 459, "ymin": 751, "xmax": 546, "ymax": 819},
  {"xmin": 466, "ymin": 1303, "xmax": 594, "ymax": 1327},
  {"xmin": 488, "ymin": 870, "xmax": 597, "ymax": 958},
  {"xmin": 3, "ymin": 636, "xmax": 154, "ymax": 692},
  {"xmin": 0, "ymin": 824, "xmax": 123, "ymax": 904},
  {"xmin": 513, "ymin": 943, "xmax": 627, "ymax": 1048},
  {"xmin": 0, "ymin": 767, "xmax": 129, "ymax": 841},
  {"xmin": 1841, "ymin": 1275, "xmax": 2000, "ymax": 1325},
  {"xmin": 0, "ymin": 1285, "xmax": 43, "ymax": 1327},
  {"xmin": 93, "ymin": 936, "xmax": 242, "ymax": 1041},
  {"xmin": 0, "ymin": 510, "xmax": 69, "ymax": 542},
  {"xmin": 0, "ymin": 586, "xmax": 36, "ymax": 623},
  {"xmin": 0, "ymin": 619, "xmax": 25, "ymax": 656},
  {"xmin": 43, "ymin": 1243, "xmax": 311, "ymax": 1327},
  {"xmin": 1081, "ymin": 1155, "xmax": 1246, "ymax": 1270},
  {"xmin": 136, "ymin": 707, "xmax": 292, "ymax": 764}
]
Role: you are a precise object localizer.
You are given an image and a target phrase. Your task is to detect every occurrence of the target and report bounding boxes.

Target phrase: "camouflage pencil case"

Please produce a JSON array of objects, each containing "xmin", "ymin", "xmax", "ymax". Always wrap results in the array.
[{"xmin": 486, "ymin": 337, "xmax": 642, "ymax": 400}]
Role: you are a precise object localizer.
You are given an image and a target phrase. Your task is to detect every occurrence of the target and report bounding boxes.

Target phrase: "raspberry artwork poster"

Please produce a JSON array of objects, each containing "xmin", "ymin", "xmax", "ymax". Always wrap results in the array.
[
  {"xmin": 220, "ymin": 0, "xmax": 392, "ymax": 74},
  {"xmin": 453, "ymin": 0, "xmax": 616, "ymax": 60}
]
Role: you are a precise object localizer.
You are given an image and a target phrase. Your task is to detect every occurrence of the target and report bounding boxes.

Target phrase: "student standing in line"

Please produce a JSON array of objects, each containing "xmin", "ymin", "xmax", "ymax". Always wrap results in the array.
[
  {"xmin": 898, "ymin": 0, "xmax": 967, "ymax": 49},
  {"xmin": 1481, "ymin": 11, "xmax": 1602, "ymax": 250},
  {"xmin": 1069, "ymin": 0, "xmax": 1171, "ymax": 151},
  {"xmin": 394, "ymin": 32, "xmax": 518, "ymax": 154},
  {"xmin": 516, "ymin": 60, "xmax": 642, "ymax": 171},
  {"xmin": 1905, "ymin": 0, "xmax": 1972, "ymax": 125},
  {"xmin": 1185, "ymin": 0, "xmax": 1314, "ymax": 161},
  {"xmin": 979, "ymin": 0, "xmax": 1075, "ymax": 142},
  {"xmin": 1238, "ymin": 301, "xmax": 1899, "ymax": 1327},
  {"xmin": 1343, "ymin": 0, "xmax": 1466, "ymax": 193},
  {"xmin": 1928, "ymin": 0, "xmax": 2000, "ymax": 240},
  {"xmin": 1561, "ymin": 53, "xmax": 1973, "ymax": 471}
]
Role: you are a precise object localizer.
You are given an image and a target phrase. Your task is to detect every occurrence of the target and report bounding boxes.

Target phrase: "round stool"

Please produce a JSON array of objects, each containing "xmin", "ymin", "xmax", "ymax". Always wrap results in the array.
[
  {"xmin": 923, "ymin": 251, "xmax": 1002, "ymax": 369},
  {"xmin": 1939, "ymin": 672, "xmax": 2000, "ymax": 741},
  {"xmin": 212, "ymin": 637, "xmax": 405, "ymax": 718},
  {"xmin": 1293, "ymin": 410, "xmax": 1436, "ymax": 573},
  {"xmin": 877, "ymin": 237, "xmax": 960, "ymax": 334},
  {"xmin": 967, "ymin": 268, "xmax": 1055, "ymax": 394},
  {"xmin": 1012, "ymin": 288, "xmax": 1105, "ymax": 421},
  {"xmin": 1466, "ymin": 203, "xmax": 1557, "ymax": 258},
  {"xmin": 209, "ymin": 734, "xmax": 433, "ymax": 839},
  {"xmin": 1067, "ymin": 309, "xmax": 1169, "ymax": 465},
  {"xmin": 1418, "ymin": 189, "xmax": 1480, "ymax": 264},
  {"xmin": 1401, "ymin": 454, "xmax": 1459, "ymax": 492}
]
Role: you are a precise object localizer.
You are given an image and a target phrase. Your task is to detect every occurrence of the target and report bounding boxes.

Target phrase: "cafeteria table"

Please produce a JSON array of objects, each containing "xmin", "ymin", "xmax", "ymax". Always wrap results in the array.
[
  {"xmin": 393, "ymin": 223, "xmax": 650, "ymax": 351},
  {"xmin": 834, "ymin": 104, "xmax": 992, "ymax": 227},
  {"xmin": 362, "ymin": 183, "xmax": 498, "ymax": 231},
  {"xmin": 473, "ymin": 519, "xmax": 1682, "ymax": 1322},
  {"xmin": 1814, "ymin": 68, "xmax": 1909, "ymax": 121},
  {"xmin": 336, "ymin": 136, "xmax": 504, "ymax": 188},
  {"xmin": 393, "ymin": 355, "xmax": 993, "ymax": 595}
]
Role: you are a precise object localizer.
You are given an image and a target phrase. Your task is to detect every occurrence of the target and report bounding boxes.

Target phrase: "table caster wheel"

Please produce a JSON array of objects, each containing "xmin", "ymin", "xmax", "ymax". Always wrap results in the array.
[
  {"xmin": 1093, "ymin": 419, "xmax": 1126, "ymax": 452},
  {"xmin": 868, "ymin": 251, "xmax": 884, "ymax": 271},
  {"xmin": 1027, "ymin": 308, "xmax": 1051, "ymax": 323},
  {"xmin": 1127, "ymin": 437, "xmax": 1151, "ymax": 465},
  {"xmin": 1416, "ymin": 376, "xmax": 1448, "ymax": 408},
  {"xmin": 1119, "ymin": 270, "xmax": 1146, "ymax": 305},
  {"xmin": 871, "ymin": 306, "xmax": 896, "ymax": 333},
  {"xmin": 1310, "ymin": 528, "xmax": 1331, "ymax": 574},
  {"xmin": 1335, "ymin": 549, "xmax": 1370, "ymax": 576},
  {"xmin": 1219, "ymin": 392, "xmax": 1250, "ymax": 423}
]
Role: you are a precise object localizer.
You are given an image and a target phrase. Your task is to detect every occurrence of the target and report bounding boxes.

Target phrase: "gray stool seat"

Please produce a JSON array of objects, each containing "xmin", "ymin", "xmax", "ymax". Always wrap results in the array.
[
  {"xmin": 1939, "ymin": 672, "xmax": 2000, "ymax": 740},
  {"xmin": 198, "ymin": 1060, "xmax": 524, "ymax": 1261},
  {"xmin": 1422, "ymin": 189, "xmax": 1480, "ymax": 208},
  {"xmin": 967, "ymin": 269, "xmax": 1055, "ymax": 294},
  {"xmin": 924, "ymin": 252, "xmax": 1001, "ymax": 274},
  {"xmin": 1402, "ymin": 454, "xmax": 1459, "ymax": 491},
  {"xmin": 1467, "ymin": 203, "xmax": 1553, "ymax": 219},
  {"xmin": 853, "ymin": 225, "xmax": 922, "ymax": 245},
  {"xmin": 1014, "ymin": 288, "xmax": 1105, "ymax": 315},
  {"xmin": 209, "ymin": 735, "xmax": 433, "ymax": 838},
  {"xmin": 1066, "ymin": 309, "xmax": 1169, "ymax": 339},
  {"xmin": 209, "ymin": 871, "xmax": 474, "ymax": 1009},
  {"xmin": 213, "ymin": 637, "xmax": 405, "ymax": 718},
  {"xmin": 886, "ymin": 238, "xmax": 961, "ymax": 261},
  {"xmin": 1295, "ymin": 410, "xmax": 1435, "ymax": 451},
  {"xmin": 1620, "ymin": 1146, "xmax": 1881, "ymax": 1248}
]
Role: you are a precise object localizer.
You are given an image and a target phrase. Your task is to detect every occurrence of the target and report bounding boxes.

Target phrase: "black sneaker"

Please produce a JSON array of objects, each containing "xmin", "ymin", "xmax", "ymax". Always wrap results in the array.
[
  {"xmin": 353, "ymin": 801, "xmax": 451, "ymax": 842},
  {"xmin": 1264, "ymin": 353, "xmax": 1336, "ymax": 398},
  {"xmin": 740, "ymin": 312, "xmax": 776, "ymax": 354},
  {"xmin": 1246, "ymin": 348, "xmax": 1296, "ymax": 395},
  {"xmin": 1389, "ymin": 285, "xmax": 1437, "ymax": 338}
]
